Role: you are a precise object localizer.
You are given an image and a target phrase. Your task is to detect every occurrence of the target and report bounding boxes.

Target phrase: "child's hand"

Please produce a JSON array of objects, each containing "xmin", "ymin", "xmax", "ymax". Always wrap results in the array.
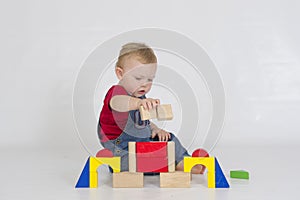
[
  {"xmin": 151, "ymin": 128, "xmax": 171, "ymax": 141},
  {"xmin": 138, "ymin": 98, "xmax": 160, "ymax": 110}
]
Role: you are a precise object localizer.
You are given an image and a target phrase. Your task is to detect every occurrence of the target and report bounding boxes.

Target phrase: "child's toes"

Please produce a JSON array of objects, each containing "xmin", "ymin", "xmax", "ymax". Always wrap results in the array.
[
  {"xmin": 199, "ymin": 165, "xmax": 206, "ymax": 174},
  {"xmin": 191, "ymin": 164, "xmax": 206, "ymax": 174}
]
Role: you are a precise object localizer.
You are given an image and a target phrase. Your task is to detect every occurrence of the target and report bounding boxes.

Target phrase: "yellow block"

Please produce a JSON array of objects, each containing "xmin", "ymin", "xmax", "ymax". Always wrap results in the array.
[
  {"xmin": 184, "ymin": 157, "xmax": 216, "ymax": 188},
  {"xmin": 89, "ymin": 157, "xmax": 121, "ymax": 188}
]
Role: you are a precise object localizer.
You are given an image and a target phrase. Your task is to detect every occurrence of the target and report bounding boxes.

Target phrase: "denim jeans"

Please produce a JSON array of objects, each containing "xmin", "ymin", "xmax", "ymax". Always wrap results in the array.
[{"xmin": 101, "ymin": 131, "xmax": 190, "ymax": 172}]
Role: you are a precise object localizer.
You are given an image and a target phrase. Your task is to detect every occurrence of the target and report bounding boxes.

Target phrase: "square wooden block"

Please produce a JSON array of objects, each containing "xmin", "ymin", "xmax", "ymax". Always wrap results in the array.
[
  {"xmin": 157, "ymin": 104, "xmax": 173, "ymax": 120},
  {"xmin": 113, "ymin": 172, "xmax": 144, "ymax": 188}
]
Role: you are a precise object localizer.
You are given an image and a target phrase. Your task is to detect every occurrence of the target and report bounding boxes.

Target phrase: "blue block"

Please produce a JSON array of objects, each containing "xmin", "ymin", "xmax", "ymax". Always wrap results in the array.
[
  {"xmin": 215, "ymin": 158, "xmax": 230, "ymax": 188},
  {"xmin": 75, "ymin": 157, "xmax": 90, "ymax": 188}
]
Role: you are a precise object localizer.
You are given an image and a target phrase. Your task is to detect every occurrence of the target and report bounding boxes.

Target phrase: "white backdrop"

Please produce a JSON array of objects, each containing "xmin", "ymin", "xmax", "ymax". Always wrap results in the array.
[{"xmin": 1, "ymin": 0, "xmax": 300, "ymax": 151}]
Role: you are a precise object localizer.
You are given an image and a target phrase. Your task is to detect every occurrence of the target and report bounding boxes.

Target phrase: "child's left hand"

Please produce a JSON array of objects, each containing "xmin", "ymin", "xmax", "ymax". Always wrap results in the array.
[{"xmin": 151, "ymin": 128, "xmax": 171, "ymax": 141}]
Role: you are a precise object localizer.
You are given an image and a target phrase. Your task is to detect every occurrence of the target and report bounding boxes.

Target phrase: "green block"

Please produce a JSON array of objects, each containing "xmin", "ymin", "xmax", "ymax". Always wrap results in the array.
[{"xmin": 230, "ymin": 170, "xmax": 249, "ymax": 179}]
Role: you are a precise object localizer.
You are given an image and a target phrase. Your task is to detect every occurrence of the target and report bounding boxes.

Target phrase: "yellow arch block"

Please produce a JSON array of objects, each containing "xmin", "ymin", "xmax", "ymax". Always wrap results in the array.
[
  {"xmin": 184, "ymin": 157, "xmax": 216, "ymax": 188},
  {"xmin": 89, "ymin": 157, "xmax": 121, "ymax": 188}
]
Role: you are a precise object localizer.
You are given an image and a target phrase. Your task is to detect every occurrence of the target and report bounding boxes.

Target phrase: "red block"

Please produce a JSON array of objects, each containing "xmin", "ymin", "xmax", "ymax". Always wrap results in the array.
[
  {"xmin": 136, "ymin": 142, "xmax": 168, "ymax": 173},
  {"xmin": 96, "ymin": 149, "xmax": 114, "ymax": 157},
  {"xmin": 192, "ymin": 148, "xmax": 209, "ymax": 157}
]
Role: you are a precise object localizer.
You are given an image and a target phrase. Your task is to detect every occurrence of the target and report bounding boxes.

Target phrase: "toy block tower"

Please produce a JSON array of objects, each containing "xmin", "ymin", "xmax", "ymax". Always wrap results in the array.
[{"xmin": 129, "ymin": 141, "xmax": 175, "ymax": 173}]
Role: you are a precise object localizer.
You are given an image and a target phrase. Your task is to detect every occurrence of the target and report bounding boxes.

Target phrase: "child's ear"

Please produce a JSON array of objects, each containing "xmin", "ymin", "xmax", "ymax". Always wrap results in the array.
[{"xmin": 115, "ymin": 66, "xmax": 123, "ymax": 80}]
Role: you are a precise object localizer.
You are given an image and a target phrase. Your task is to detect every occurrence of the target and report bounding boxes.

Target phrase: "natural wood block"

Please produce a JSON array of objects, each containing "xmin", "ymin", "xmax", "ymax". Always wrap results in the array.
[
  {"xmin": 113, "ymin": 172, "xmax": 144, "ymax": 188},
  {"xmin": 128, "ymin": 142, "xmax": 136, "ymax": 172},
  {"xmin": 160, "ymin": 172, "xmax": 191, "ymax": 188},
  {"xmin": 139, "ymin": 106, "xmax": 157, "ymax": 120},
  {"xmin": 157, "ymin": 104, "xmax": 173, "ymax": 120},
  {"xmin": 167, "ymin": 142, "xmax": 175, "ymax": 172}
]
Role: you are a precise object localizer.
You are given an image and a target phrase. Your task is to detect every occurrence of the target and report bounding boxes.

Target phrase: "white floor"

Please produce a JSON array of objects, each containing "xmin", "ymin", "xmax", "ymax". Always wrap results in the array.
[{"xmin": 1, "ymin": 144, "xmax": 299, "ymax": 200}]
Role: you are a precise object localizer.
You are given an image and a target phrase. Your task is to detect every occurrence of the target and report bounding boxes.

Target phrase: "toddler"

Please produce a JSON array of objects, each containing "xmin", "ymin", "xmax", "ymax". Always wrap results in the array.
[{"xmin": 97, "ymin": 42, "xmax": 204, "ymax": 173}]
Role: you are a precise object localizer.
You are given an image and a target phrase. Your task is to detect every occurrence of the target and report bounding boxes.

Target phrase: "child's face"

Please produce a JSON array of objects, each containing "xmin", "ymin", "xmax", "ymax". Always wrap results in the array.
[{"xmin": 116, "ymin": 57, "xmax": 157, "ymax": 97}]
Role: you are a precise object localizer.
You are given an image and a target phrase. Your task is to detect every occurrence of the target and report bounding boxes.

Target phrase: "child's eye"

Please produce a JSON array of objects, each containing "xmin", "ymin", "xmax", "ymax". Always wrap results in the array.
[
  {"xmin": 148, "ymin": 79, "xmax": 153, "ymax": 82},
  {"xmin": 135, "ymin": 77, "xmax": 142, "ymax": 81}
]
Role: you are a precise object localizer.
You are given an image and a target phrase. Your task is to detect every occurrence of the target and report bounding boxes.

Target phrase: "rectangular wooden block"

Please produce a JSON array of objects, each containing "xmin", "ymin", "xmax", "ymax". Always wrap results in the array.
[
  {"xmin": 157, "ymin": 104, "xmax": 173, "ymax": 120},
  {"xmin": 137, "ymin": 157, "xmax": 168, "ymax": 172},
  {"xmin": 139, "ymin": 106, "xmax": 157, "ymax": 120},
  {"xmin": 113, "ymin": 172, "xmax": 144, "ymax": 188},
  {"xmin": 167, "ymin": 142, "xmax": 175, "ymax": 172},
  {"xmin": 128, "ymin": 142, "xmax": 136, "ymax": 172},
  {"xmin": 160, "ymin": 172, "xmax": 191, "ymax": 188},
  {"xmin": 136, "ymin": 142, "xmax": 168, "ymax": 156}
]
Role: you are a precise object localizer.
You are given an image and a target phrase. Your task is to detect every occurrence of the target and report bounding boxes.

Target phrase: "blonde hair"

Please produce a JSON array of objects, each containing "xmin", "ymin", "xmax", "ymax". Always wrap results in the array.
[{"xmin": 116, "ymin": 42, "xmax": 157, "ymax": 67}]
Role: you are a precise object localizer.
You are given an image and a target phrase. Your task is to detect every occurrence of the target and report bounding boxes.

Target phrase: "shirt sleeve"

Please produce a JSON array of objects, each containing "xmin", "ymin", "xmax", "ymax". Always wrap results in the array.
[
  {"xmin": 99, "ymin": 85, "xmax": 129, "ymax": 141},
  {"xmin": 104, "ymin": 85, "xmax": 128, "ymax": 111}
]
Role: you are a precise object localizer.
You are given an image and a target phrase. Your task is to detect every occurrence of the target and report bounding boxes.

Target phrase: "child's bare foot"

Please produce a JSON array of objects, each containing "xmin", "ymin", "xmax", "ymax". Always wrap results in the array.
[
  {"xmin": 175, "ymin": 161, "xmax": 206, "ymax": 174},
  {"xmin": 191, "ymin": 164, "xmax": 206, "ymax": 174},
  {"xmin": 175, "ymin": 160, "xmax": 184, "ymax": 171}
]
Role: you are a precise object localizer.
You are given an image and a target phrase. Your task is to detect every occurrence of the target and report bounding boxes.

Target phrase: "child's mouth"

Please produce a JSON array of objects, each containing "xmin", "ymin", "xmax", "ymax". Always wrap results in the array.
[{"xmin": 138, "ymin": 90, "xmax": 145, "ymax": 94}]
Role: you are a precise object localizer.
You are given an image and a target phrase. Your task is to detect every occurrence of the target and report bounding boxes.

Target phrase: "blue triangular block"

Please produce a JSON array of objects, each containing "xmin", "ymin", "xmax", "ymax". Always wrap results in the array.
[
  {"xmin": 215, "ymin": 158, "xmax": 230, "ymax": 188},
  {"xmin": 75, "ymin": 157, "xmax": 90, "ymax": 188}
]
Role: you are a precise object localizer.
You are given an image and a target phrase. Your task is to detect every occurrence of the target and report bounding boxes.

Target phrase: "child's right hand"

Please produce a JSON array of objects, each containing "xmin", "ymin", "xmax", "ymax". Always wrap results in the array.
[{"xmin": 138, "ymin": 98, "xmax": 160, "ymax": 110}]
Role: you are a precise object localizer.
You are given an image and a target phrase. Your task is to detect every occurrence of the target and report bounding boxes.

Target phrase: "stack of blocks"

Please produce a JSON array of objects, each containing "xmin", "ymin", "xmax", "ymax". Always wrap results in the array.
[
  {"xmin": 75, "ymin": 156, "xmax": 121, "ymax": 188},
  {"xmin": 128, "ymin": 141, "xmax": 191, "ymax": 188},
  {"xmin": 75, "ymin": 103, "xmax": 230, "ymax": 188},
  {"xmin": 76, "ymin": 144, "xmax": 230, "ymax": 188}
]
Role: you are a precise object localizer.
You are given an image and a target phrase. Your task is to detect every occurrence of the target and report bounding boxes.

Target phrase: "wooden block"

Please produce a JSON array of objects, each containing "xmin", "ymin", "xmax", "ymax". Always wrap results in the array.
[
  {"xmin": 139, "ymin": 106, "xmax": 157, "ymax": 120},
  {"xmin": 90, "ymin": 172, "xmax": 98, "ymax": 188},
  {"xmin": 137, "ymin": 157, "xmax": 168, "ymax": 172},
  {"xmin": 136, "ymin": 142, "xmax": 168, "ymax": 173},
  {"xmin": 157, "ymin": 104, "xmax": 173, "ymax": 120},
  {"xmin": 128, "ymin": 142, "xmax": 136, "ymax": 172},
  {"xmin": 230, "ymin": 170, "xmax": 249, "ymax": 179},
  {"xmin": 96, "ymin": 149, "xmax": 114, "ymax": 157},
  {"xmin": 113, "ymin": 172, "xmax": 144, "ymax": 188},
  {"xmin": 160, "ymin": 172, "xmax": 191, "ymax": 188},
  {"xmin": 89, "ymin": 157, "xmax": 121, "ymax": 188},
  {"xmin": 136, "ymin": 142, "xmax": 168, "ymax": 156},
  {"xmin": 167, "ymin": 142, "xmax": 175, "ymax": 172},
  {"xmin": 184, "ymin": 157, "xmax": 215, "ymax": 188}
]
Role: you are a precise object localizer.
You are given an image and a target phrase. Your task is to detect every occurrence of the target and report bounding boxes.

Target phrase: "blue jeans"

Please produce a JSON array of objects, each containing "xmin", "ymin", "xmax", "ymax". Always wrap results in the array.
[{"xmin": 101, "ymin": 131, "xmax": 190, "ymax": 172}]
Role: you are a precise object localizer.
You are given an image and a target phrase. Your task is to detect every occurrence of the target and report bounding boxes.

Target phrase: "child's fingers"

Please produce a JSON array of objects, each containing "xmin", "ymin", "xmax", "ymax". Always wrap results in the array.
[
  {"xmin": 142, "ymin": 101, "xmax": 148, "ymax": 110},
  {"xmin": 142, "ymin": 100, "xmax": 152, "ymax": 110},
  {"xmin": 163, "ymin": 132, "xmax": 170, "ymax": 141},
  {"xmin": 163, "ymin": 135, "xmax": 167, "ymax": 141},
  {"xmin": 166, "ymin": 133, "xmax": 170, "ymax": 141},
  {"xmin": 152, "ymin": 101, "xmax": 158, "ymax": 108},
  {"xmin": 152, "ymin": 99, "xmax": 160, "ymax": 108},
  {"xmin": 156, "ymin": 99, "xmax": 160, "ymax": 105},
  {"xmin": 151, "ymin": 131, "xmax": 156, "ymax": 138},
  {"xmin": 147, "ymin": 101, "xmax": 152, "ymax": 110},
  {"xmin": 157, "ymin": 132, "xmax": 169, "ymax": 141}
]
